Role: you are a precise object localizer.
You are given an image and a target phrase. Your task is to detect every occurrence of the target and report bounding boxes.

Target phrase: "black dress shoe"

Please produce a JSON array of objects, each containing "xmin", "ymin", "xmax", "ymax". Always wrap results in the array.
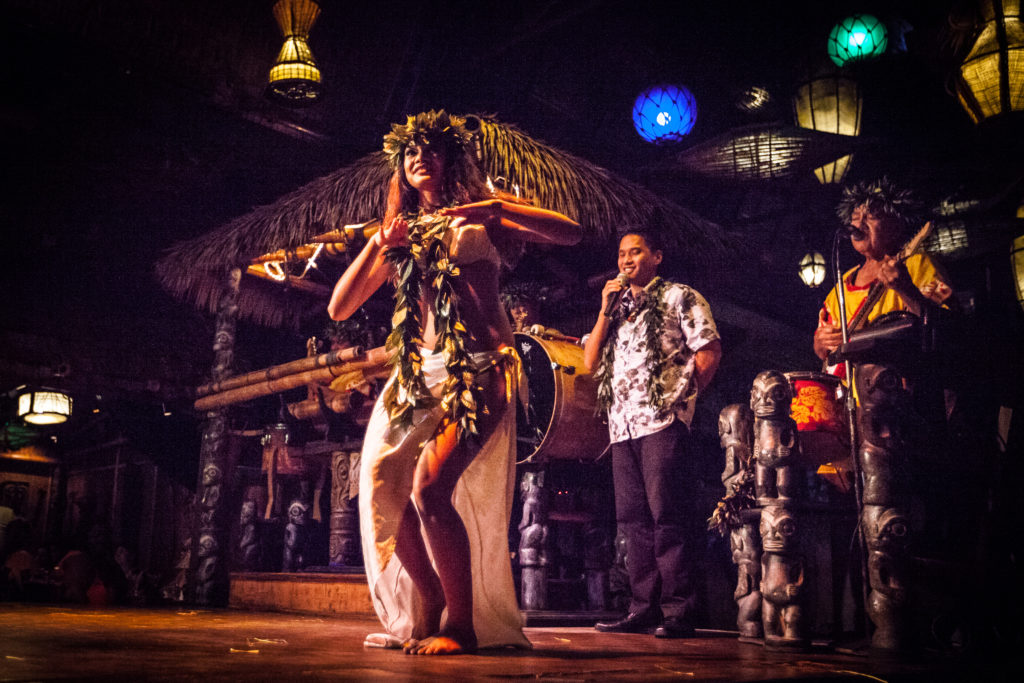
[
  {"xmin": 594, "ymin": 611, "xmax": 660, "ymax": 633},
  {"xmin": 654, "ymin": 616, "xmax": 696, "ymax": 639}
]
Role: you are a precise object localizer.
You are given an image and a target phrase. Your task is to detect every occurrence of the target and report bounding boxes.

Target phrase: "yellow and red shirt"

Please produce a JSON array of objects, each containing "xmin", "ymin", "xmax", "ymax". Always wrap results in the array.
[{"xmin": 819, "ymin": 252, "xmax": 952, "ymax": 378}]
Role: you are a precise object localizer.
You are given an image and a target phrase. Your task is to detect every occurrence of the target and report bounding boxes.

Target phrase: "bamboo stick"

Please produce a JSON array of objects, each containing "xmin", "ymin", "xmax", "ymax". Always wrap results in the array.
[
  {"xmin": 311, "ymin": 221, "xmax": 380, "ymax": 244},
  {"xmin": 287, "ymin": 393, "xmax": 353, "ymax": 420},
  {"xmin": 288, "ymin": 400, "xmax": 374, "ymax": 428},
  {"xmin": 250, "ymin": 242, "xmax": 348, "ymax": 264},
  {"xmin": 193, "ymin": 347, "xmax": 392, "ymax": 412},
  {"xmin": 196, "ymin": 345, "xmax": 366, "ymax": 397},
  {"xmin": 285, "ymin": 394, "xmax": 377, "ymax": 423},
  {"xmin": 243, "ymin": 264, "xmax": 333, "ymax": 295}
]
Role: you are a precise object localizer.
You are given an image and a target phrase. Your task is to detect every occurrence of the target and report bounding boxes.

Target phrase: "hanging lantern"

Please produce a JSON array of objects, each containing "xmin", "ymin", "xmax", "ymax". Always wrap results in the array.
[
  {"xmin": 674, "ymin": 124, "xmax": 859, "ymax": 181},
  {"xmin": 632, "ymin": 84, "xmax": 697, "ymax": 144},
  {"xmin": 17, "ymin": 387, "xmax": 72, "ymax": 425},
  {"xmin": 798, "ymin": 252, "xmax": 827, "ymax": 288},
  {"xmin": 793, "ymin": 62, "xmax": 863, "ymax": 183},
  {"xmin": 953, "ymin": 0, "xmax": 1024, "ymax": 123},
  {"xmin": 267, "ymin": 0, "xmax": 323, "ymax": 106},
  {"xmin": 736, "ymin": 85, "xmax": 772, "ymax": 112},
  {"xmin": 827, "ymin": 14, "xmax": 889, "ymax": 67},
  {"xmin": 1013, "ymin": 234, "xmax": 1024, "ymax": 312}
]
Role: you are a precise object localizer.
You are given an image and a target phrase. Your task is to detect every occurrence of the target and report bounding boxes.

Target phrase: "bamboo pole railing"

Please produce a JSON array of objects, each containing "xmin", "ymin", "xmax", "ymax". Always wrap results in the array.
[
  {"xmin": 286, "ymin": 395, "xmax": 374, "ymax": 423},
  {"xmin": 196, "ymin": 345, "xmax": 366, "ymax": 397},
  {"xmin": 193, "ymin": 346, "xmax": 392, "ymax": 412}
]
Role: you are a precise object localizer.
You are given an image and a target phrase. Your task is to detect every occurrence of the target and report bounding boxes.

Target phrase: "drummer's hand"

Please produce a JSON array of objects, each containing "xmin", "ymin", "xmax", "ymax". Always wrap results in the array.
[
  {"xmin": 600, "ymin": 277, "xmax": 626, "ymax": 316},
  {"xmin": 375, "ymin": 216, "xmax": 410, "ymax": 249}
]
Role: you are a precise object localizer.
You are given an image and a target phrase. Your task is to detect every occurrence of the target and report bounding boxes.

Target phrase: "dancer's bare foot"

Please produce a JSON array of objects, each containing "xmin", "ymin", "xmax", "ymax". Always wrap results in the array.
[
  {"xmin": 410, "ymin": 584, "xmax": 446, "ymax": 641},
  {"xmin": 404, "ymin": 627, "xmax": 477, "ymax": 655}
]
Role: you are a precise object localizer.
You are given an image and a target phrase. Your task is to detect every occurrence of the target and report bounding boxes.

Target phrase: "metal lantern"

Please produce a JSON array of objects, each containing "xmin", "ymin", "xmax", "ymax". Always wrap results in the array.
[
  {"xmin": 954, "ymin": 0, "xmax": 1024, "ymax": 123},
  {"xmin": 827, "ymin": 14, "xmax": 889, "ymax": 67},
  {"xmin": 633, "ymin": 84, "xmax": 698, "ymax": 144},
  {"xmin": 267, "ymin": 0, "xmax": 323, "ymax": 106},
  {"xmin": 17, "ymin": 387, "xmax": 72, "ymax": 425},
  {"xmin": 798, "ymin": 252, "xmax": 827, "ymax": 288},
  {"xmin": 793, "ymin": 62, "xmax": 863, "ymax": 184}
]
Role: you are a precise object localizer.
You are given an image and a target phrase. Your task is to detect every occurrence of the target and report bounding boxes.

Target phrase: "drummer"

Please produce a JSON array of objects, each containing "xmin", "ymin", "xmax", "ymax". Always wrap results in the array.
[
  {"xmin": 813, "ymin": 177, "xmax": 953, "ymax": 370},
  {"xmin": 501, "ymin": 283, "xmax": 573, "ymax": 340},
  {"xmin": 501, "ymin": 284, "xmax": 544, "ymax": 333}
]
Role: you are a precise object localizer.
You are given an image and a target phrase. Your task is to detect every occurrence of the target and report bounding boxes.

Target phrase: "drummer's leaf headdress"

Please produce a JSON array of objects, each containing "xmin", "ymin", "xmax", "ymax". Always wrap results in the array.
[{"xmin": 836, "ymin": 177, "xmax": 922, "ymax": 230}]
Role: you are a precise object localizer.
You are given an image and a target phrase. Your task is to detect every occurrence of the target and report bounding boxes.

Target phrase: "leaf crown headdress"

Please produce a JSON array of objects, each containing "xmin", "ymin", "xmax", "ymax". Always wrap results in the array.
[
  {"xmin": 382, "ymin": 110, "xmax": 473, "ymax": 169},
  {"xmin": 836, "ymin": 176, "xmax": 922, "ymax": 231}
]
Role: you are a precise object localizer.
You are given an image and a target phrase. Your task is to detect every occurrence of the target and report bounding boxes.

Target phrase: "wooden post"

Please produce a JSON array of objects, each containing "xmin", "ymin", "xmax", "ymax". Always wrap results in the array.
[
  {"xmin": 191, "ymin": 267, "xmax": 240, "ymax": 606},
  {"xmin": 328, "ymin": 450, "xmax": 361, "ymax": 568}
]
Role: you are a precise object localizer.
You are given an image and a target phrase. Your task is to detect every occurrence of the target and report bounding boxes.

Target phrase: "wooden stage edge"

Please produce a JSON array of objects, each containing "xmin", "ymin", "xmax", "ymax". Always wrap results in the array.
[
  {"xmin": 228, "ymin": 572, "xmax": 623, "ymax": 628},
  {"xmin": 229, "ymin": 571, "xmax": 375, "ymax": 616}
]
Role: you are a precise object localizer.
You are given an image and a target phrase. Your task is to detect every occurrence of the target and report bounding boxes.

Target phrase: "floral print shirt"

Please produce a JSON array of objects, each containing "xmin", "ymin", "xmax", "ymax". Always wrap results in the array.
[{"xmin": 605, "ymin": 282, "xmax": 719, "ymax": 443}]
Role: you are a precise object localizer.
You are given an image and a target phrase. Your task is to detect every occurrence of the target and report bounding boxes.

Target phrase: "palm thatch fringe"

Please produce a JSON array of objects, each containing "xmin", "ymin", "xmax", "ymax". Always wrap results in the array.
[{"xmin": 156, "ymin": 115, "xmax": 731, "ymax": 328}]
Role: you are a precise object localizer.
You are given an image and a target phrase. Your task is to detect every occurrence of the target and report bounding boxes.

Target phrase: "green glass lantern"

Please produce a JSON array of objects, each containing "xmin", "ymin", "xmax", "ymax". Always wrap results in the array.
[{"xmin": 827, "ymin": 14, "xmax": 888, "ymax": 67}]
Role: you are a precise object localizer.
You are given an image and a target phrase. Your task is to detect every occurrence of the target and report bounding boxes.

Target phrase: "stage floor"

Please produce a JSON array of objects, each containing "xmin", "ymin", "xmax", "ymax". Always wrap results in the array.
[{"xmin": 0, "ymin": 604, "xmax": 1008, "ymax": 681}]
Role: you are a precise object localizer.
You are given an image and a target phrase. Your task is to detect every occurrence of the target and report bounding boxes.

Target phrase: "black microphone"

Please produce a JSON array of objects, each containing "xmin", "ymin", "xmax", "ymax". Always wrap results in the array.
[
  {"xmin": 603, "ymin": 273, "xmax": 630, "ymax": 317},
  {"xmin": 840, "ymin": 223, "xmax": 865, "ymax": 239}
]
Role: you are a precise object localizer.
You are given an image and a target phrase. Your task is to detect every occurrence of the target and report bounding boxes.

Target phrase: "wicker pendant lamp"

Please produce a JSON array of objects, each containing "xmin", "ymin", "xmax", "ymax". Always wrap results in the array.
[
  {"xmin": 954, "ymin": 0, "xmax": 1024, "ymax": 123},
  {"xmin": 793, "ymin": 62, "xmax": 863, "ymax": 184},
  {"xmin": 267, "ymin": 0, "xmax": 322, "ymax": 106}
]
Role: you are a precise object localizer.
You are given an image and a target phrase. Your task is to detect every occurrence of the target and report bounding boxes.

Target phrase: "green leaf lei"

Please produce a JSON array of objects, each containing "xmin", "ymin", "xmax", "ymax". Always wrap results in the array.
[
  {"xmin": 382, "ymin": 210, "xmax": 482, "ymax": 444},
  {"xmin": 595, "ymin": 276, "xmax": 671, "ymax": 414}
]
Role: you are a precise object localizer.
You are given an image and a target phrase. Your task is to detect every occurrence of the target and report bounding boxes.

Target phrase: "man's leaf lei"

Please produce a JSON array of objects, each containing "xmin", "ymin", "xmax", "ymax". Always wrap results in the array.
[
  {"xmin": 383, "ymin": 211, "xmax": 482, "ymax": 443},
  {"xmin": 595, "ymin": 276, "xmax": 671, "ymax": 414}
]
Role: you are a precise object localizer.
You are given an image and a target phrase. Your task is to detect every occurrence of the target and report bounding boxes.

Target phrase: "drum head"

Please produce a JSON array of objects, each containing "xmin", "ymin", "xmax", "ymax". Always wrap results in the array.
[
  {"xmin": 513, "ymin": 333, "xmax": 608, "ymax": 462},
  {"xmin": 515, "ymin": 334, "xmax": 555, "ymax": 462}
]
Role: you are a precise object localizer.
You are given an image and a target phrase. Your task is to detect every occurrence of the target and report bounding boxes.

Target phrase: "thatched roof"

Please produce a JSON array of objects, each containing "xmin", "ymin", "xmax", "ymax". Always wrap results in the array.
[{"xmin": 156, "ymin": 115, "xmax": 732, "ymax": 328}]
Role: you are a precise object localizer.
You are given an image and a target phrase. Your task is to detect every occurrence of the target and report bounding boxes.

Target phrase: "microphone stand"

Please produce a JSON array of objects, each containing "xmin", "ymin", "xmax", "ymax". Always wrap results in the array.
[{"xmin": 829, "ymin": 226, "xmax": 871, "ymax": 639}]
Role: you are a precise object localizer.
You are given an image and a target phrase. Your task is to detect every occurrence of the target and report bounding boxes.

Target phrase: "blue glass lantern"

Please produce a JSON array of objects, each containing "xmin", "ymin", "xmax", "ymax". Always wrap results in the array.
[
  {"xmin": 827, "ymin": 14, "xmax": 888, "ymax": 67},
  {"xmin": 632, "ymin": 84, "xmax": 697, "ymax": 143}
]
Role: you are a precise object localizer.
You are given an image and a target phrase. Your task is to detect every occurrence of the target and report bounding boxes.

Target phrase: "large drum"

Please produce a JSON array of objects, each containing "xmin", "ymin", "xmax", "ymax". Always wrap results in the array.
[
  {"xmin": 514, "ymin": 333, "xmax": 609, "ymax": 462},
  {"xmin": 784, "ymin": 371, "xmax": 852, "ymax": 489}
]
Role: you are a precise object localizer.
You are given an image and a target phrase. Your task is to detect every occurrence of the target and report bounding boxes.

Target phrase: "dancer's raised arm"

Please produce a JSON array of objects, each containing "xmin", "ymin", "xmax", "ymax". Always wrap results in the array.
[
  {"xmin": 440, "ymin": 200, "xmax": 581, "ymax": 246},
  {"xmin": 326, "ymin": 216, "xmax": 408, "ymax": 321}
]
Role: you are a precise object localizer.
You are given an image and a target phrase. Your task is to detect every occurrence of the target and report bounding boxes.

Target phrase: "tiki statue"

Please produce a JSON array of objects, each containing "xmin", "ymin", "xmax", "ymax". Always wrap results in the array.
[
  {"xmin": 862, "ymin": 504, "xmax": 911, "ymax": 650},
  {"xmin": 760, "ymin": 504, "xmax": 806, "ymax": 648},
  {"xmin": 750, "ymin": 370, "xmax": 799, "ymax": 504}
]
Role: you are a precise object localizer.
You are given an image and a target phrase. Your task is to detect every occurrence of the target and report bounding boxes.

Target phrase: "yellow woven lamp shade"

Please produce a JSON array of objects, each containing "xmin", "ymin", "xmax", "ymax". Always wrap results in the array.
[
  {"xmin": 267, "ymin": 0, "xmax": 322, "ymax": 105},
  {"xmin": 956, "ymin": 0, "xmax": 1024, "ymax": 123},
  {"xmin": 793, "ymin": 67, "xmax": 862, "ymax": 184}
]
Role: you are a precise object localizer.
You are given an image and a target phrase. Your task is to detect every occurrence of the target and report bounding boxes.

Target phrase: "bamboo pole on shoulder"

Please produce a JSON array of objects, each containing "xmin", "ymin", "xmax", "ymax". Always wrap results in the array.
[{"xmin": 250, "ymin": 242, "xmax": 347, "ymax": 264}]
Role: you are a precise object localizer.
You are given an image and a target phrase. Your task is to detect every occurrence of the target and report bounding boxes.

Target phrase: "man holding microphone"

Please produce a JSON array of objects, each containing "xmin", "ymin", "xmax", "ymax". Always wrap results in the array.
[{"xmin": 583, "ymin": 229, "xmax": 722, "ymax": 638}]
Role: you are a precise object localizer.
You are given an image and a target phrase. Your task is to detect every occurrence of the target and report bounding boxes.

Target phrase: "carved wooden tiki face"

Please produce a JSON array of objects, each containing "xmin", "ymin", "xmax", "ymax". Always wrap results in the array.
[
  {"xmin": 760, "ymin": 505, "xmax": 799, "ymax": 553},
  {"xmin": 750, "ymin": 370, "xmax": 792, "ymax": 419}
]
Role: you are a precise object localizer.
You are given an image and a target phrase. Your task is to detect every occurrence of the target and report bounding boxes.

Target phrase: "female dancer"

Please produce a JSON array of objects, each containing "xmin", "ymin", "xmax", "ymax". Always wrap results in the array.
[{"xmin": 328, "ymin": 111, "xmax": 579, "ymax": 655}]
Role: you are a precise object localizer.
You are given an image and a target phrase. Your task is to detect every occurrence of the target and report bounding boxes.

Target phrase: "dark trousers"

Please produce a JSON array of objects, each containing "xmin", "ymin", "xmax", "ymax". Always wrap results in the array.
[{"xmin": 611, "ymin": 420, "xmax": 697, "ymax": 620}]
